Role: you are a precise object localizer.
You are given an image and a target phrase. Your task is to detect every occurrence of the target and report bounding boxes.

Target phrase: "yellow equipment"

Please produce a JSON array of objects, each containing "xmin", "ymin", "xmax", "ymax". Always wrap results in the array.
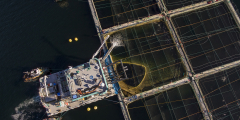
[
  {"xmin": 75, "ymin": 37, "xmax": 78, "ymax": 41},
  {"xmin": 87, "ymin": 107, "xmax": 91, "ymax": 111}
]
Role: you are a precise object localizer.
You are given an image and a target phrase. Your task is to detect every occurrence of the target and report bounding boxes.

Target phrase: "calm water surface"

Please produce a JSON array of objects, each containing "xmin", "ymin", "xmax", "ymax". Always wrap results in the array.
[
  {"xmin": 0, "ymin": 0, "xmax": 240, "ymax": 120},
  {"xmin": 0, "ymin": 0, "xmax": 123, "ymax": 120}
]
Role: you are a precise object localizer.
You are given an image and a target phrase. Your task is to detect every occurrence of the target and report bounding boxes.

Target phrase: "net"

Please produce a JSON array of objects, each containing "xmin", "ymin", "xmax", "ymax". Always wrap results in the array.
[
  {"xmin": 93, "ymin": 0, "xmax": 161, "ymax": 29},
  {"xmin": 199, "ymin": 66, "xmax": 240, "ymax": 119},
  {"xmin": 172, "ymin": 2, "xmax": 240, "ymax": 73},
  {"xmin": 106, "ymin": 20, "xmax": 186, "ymax": 97},
  {"xmin": 89, "ymin": 0, "xmax": 240, "ymax": 119},
  {"xmin": 128, "ymin": 84, "xmax": 203, "ymax": 120}
]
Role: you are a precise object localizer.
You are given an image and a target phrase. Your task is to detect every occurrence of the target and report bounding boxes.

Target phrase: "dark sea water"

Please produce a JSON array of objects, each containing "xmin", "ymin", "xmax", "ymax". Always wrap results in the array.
[
  {"xmin": 1, "ymin": 0, "xmax": 240, "ymax": 120},
  {"xmin": 0, "ymin": 0, "xmax": 124, "ymax": 120}
]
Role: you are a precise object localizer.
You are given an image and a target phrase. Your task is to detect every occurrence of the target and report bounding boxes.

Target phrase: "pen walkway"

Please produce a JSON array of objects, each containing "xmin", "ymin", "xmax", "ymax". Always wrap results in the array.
[{"xmin": 87, "ymin": 0, "xmax": 240, "ymax": 119}]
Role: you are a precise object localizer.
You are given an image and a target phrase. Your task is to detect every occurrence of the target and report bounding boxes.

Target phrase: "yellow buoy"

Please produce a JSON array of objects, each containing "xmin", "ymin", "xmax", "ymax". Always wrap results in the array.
[
  {"xmin": 87, "ymin": 107, "xmax": 91, "ymax": 111},
  {"xmin": 75, "ymin": 37, "xmax": 78, "ymax": 41},
  {"xmin": 94, "ymin": 106, "xmax": 97, "ymax": 110},
  {"xmin": 69, "ymin": 39, "xmax": 72, "ymax": 42}
]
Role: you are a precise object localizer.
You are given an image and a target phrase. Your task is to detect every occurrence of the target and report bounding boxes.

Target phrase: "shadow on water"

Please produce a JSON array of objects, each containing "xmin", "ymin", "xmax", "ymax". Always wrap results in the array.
[
  {"xmin": 40, "ymin": 36, "xmax": 88, "ymax": 62},
  {"xmin": 13, "ymin": 36, "xmax": 89, "ymax": 88}
]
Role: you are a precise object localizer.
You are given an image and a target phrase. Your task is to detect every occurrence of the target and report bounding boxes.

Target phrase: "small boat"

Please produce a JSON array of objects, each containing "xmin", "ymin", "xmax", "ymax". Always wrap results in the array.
[{"xmin": 23, "ymin": 67, "xmax": 48, "ymax": 82}]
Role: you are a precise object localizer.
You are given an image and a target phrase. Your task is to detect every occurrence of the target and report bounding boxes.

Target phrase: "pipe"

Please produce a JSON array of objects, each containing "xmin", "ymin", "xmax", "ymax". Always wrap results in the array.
[
  {"xmin": 92, "ymin": 35, "xmax": 110, "ymax": 59},
  {"xmin": 102, "ymin": 44, "xmax": 116, "ymax": 62},
  {"xmin": 44, "ymin": 75, "xmax": 48, "ymax": 97}
]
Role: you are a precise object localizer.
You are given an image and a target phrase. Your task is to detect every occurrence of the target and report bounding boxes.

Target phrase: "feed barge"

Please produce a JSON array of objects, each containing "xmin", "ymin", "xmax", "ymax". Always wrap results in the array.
[{"xmin": 38, "ymin": 58, "xmax": 116, "ymax": 116}]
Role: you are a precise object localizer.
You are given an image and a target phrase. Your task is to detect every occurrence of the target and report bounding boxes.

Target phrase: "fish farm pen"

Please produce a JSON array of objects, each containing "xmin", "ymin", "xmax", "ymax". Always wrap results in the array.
[{"xmin": 87, "ymin": 0, "xmax": 240, "ymax": 119}]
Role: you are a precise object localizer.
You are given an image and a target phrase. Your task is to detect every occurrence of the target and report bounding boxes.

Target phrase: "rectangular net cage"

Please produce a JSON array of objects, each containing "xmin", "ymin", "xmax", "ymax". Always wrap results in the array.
[
  {"xmin": 93, "ymin": 0, "xmax": 161, "ymax": 29},
  {"xmin": 199, "ymin": 66, "xmax": 240, "ymax": 119},
  {"xmin": 127, "ymin": 84, "xmax": 204, "ymax": 120},
  {"xmin": 105, "ymin": 20, "xmax": 187, "ymax": 97},
  {"xmin": 172, "ymin": 2, "xmax": 240, "ymax": 73}
]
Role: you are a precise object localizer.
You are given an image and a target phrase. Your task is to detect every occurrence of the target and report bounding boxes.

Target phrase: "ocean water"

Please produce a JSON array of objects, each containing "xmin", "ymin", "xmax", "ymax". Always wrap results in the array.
[
  {"xmin": 0, "ymin": 0, "xmax": 123, "ymax": 120},
  {"xmin": 1, "ymin": 0, "xmax": 240, "ymax": 120}
]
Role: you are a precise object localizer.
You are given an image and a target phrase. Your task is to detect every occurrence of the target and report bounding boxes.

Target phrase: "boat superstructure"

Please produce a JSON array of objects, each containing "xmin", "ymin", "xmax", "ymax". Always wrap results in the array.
[
  {"xmin": 38, "ymin": 58, "xmax": 116, "ymax": 116},
  {"xmin": 23, "ymin": 67, "xmax": 48, "ymax": 82}
]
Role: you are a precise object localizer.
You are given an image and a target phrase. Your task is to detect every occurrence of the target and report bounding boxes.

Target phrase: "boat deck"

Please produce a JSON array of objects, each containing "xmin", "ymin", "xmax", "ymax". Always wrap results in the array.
[
  {"xmin": 39, "ymin": 59, "xmax": 114, "ymax": 116},
  {"xmin": 66, "ymin": 60, "xmax": 106, "ymax": 96}
]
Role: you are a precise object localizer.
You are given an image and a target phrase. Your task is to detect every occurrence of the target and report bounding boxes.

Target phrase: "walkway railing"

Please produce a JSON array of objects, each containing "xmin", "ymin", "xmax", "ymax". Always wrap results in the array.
[
  {"xmin": 124, "ymin": 78, "xmax": 190, "ymax": 104},
  {"xmin": 102, "ymin": 14, "xmax": 164, "ymax": 35},
  {"xmin": 167, "ymin": 0, "xmax": 224, "ymax": 17},
  {"xmin": 225, "ymin": 0, "xmax": 240, "ymax": 28}
]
